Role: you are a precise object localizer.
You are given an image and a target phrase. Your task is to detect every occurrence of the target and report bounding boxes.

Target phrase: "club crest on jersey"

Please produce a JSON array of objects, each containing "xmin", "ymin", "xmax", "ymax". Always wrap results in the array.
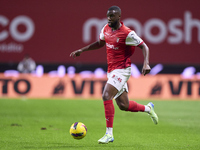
[
  {"xmin": 104, "ymin": 32, "xmax": 110, "ymax": 36},
  {"xmin": 116, "ymin": 37, "xmax": 119, "ymax": 43}
]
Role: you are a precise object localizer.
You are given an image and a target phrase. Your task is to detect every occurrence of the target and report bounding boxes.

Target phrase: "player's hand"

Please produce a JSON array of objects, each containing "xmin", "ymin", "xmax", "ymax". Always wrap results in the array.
[
  {"xmin": 142, "ymin": 64, "xmax": 151, "ymax": 76},
  {"xmin": 70, "ymin": 49, "xmax": 82, "ymax": 59}
]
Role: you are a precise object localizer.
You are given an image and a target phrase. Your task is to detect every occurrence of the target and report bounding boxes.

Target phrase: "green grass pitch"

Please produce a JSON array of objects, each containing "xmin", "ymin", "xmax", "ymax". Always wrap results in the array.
[{"xmin": 0, "ymin": 98, "xmax": 200, "ymax": 150}]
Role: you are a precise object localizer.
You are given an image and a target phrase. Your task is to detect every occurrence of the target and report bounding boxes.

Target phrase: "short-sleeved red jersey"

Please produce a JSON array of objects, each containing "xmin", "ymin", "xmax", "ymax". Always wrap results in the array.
[{"xmin": 100, "ymin": 22, "xmax": 143, "ymax": 73}]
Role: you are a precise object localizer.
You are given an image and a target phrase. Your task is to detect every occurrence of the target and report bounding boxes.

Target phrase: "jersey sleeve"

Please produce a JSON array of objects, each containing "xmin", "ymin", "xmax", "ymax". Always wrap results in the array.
[
  {"xmin": 99, "ymin": 24, "xmax": 106, "ymax": 41},
  {"xmin": 125, "ymin": 31, "xmax": 143, "ymax": 46}
]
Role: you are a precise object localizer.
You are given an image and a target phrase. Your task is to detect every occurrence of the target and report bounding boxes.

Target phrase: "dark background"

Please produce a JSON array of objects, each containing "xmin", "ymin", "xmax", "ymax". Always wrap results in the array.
[{"xmin": 0, "ymin": 0, "xmax": 200, "ymax": 74}]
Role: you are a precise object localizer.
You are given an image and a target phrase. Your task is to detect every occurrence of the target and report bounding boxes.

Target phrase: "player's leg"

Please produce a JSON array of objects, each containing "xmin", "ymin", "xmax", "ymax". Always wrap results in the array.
[
  {"xmin": 98, "ymin": 83, "xmax": 117, "ymax": 144},
  {"xmin": 115, "ymin": 90, "xmax": 158, "ymax": 124},
  {"xmin": 115, "ymin": 90, "xmax": 129, "ymax": 110},
  {"xmin": 115, "ymin": 91, "xmax": 149, "ymax": 112},
  {"xmin": 102, "ymin": 83, "xmax": 118, "ymax": 131},
  {"xmin": 102, "ymin": 83, "xmax": 119, "ymax": 101},
  {"xmin": 99, "ymin": 68, "xmax": 132, "ymax": 144}
]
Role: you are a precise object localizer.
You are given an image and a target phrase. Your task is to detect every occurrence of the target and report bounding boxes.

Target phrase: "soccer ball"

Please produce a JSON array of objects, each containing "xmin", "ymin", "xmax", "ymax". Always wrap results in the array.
[{"xmin": 69, "ymin": 122, "xmax": 87, "ymax": 139}]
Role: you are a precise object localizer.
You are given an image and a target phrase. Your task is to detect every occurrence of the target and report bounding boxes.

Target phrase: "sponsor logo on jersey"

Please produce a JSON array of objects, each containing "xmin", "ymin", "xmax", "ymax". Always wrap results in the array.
[{"xmin": 106, "ymin": 43, "xmax": 119, "ymax": 50}]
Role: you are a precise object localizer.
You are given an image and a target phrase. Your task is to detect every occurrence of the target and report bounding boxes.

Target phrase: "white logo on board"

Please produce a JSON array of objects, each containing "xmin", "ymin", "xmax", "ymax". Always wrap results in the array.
[{"xmin": 0, "ymin": 15, "xmax": 35, "ymax": 53}]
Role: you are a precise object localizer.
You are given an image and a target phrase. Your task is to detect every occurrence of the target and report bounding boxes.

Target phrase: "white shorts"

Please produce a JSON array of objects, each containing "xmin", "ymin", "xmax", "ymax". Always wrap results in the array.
[{"xmin": 107, "ymin": 67, "xmax": 131, "ymax": 99}]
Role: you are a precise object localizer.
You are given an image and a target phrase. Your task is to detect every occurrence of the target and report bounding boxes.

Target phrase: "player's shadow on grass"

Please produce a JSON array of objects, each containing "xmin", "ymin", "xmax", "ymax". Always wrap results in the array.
[{"xmin": 24, "ymin": 144, "xmax": 138, "ymax": 149}]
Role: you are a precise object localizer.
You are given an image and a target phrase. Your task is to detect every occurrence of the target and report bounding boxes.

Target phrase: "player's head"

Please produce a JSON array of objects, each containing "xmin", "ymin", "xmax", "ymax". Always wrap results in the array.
[{"xmin": 107, "ymin": 6, "xmax": 121, "ymax": 28}]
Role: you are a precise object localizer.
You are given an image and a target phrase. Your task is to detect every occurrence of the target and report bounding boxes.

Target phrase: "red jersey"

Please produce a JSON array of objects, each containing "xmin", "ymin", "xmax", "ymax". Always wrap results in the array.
[{"xmin": 99, "ymin": 22, "xmax": 143, "ymax": 73}]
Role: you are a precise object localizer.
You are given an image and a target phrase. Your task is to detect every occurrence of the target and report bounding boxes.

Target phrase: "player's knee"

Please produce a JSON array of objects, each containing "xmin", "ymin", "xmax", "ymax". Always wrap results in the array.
[
  {"xmin": 102, "ymin": 92, "xmax": 110, "ymax": 101},
  {"xmin": 117, "ymin": 102, "xmax": 128, "ymax": 111}
]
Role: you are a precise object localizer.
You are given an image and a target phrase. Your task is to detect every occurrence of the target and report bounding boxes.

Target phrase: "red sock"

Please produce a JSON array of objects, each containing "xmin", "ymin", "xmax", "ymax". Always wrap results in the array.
[
  {"xmin": 126, "ymin": 101, "xmax": 145, "ymax": 112},
  {"xmin": 104, "ymin": 100, "xmax": 115, "ymax": 128}
]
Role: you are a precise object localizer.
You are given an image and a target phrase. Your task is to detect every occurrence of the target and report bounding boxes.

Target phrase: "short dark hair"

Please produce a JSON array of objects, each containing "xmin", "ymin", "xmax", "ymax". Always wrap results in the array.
[{"xmin": 108, "ymin": 6, "xmax": 121, "ymax": 14}]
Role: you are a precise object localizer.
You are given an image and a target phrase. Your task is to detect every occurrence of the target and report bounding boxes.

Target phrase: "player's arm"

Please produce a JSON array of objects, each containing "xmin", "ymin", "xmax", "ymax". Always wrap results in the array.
[
  {"xmin": 138, "ymin": 42, "xmax": 151, "ymax": 76},
  {"xmin": 126, "ymin": 30, "xmax": 151, "ymax": 76},
  {"xmin": 70, "ymin": 40, "xmax": 105, "ymax": 59}
]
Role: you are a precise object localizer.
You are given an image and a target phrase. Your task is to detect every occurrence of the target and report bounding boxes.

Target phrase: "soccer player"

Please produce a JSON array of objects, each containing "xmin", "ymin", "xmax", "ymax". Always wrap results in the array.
[{"xmin": 70, "ymin": 5, "xmax": 158, "ymax": 144}]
